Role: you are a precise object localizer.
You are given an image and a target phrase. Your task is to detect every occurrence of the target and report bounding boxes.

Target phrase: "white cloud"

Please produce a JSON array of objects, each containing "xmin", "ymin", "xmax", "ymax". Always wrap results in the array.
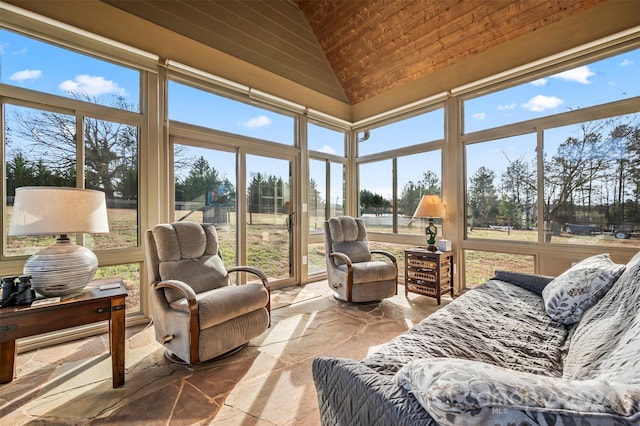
[
  {"xmin": 10, "ymin": 69, "xmax": 42, "ymax": 82},
  {"xmin": 318, "ymin": 145, "xmax": 336, "ymax": 155},
  {"xmin": 472, "ymin": 112, "xmax": 487, "ymax": 120},
  {"xmin": 552, "ymin": 66, "xmax": 595, "ymax": 84},
  {"xmin": 521, "ymin": 95, "xmax": 563, "ymax": 112},
  {"xmin": 498, "ymin": 103, "xmax": 516, "ymax": 111},
  {"xmin": 59, "ymin": 74, "xmax": 127, "ymax": 96},
  {"xmin": 620, "ymin": 59, "xmax": 633, "ymax": 67},
  {"xmin": 240, "ymin": 115, "xmax": 272, "ymax": 128},
  {"xmin": 531, "ymin": 78, "xmax": 547, "ymax": 86}
]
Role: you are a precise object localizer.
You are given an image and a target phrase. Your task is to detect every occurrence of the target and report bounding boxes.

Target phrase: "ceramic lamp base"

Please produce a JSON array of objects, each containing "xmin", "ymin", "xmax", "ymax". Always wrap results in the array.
[{"xmin": 23, "ymin": 238, "xmax": 98, "ymax": 297}]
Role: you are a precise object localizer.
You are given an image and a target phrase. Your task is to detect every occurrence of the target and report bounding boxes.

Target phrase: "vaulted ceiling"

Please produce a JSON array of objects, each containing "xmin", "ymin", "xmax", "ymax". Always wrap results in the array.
[
  {"xmin": 6, "ymin": 0, "xmax": 639, "ymax": 120},
  {"xmin": 102, "ymin": 0, "xmax": 607, "ymax": 105}
]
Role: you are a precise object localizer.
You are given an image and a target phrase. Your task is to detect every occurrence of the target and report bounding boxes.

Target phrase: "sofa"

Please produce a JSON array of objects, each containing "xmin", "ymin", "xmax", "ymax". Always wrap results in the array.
[{"xmin": 312, "ymin": 252, "xmax": 640, "ymax": 425}]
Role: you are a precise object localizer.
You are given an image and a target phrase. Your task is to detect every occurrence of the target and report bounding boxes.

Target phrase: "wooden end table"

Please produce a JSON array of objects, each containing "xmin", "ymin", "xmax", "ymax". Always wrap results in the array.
[
  {"xmin": 404, "ymin": 248, "xmax": 454, "ymax": 304},
  {"xmin": 0, "ymin": 278, "xmax": 127, "ymax": 388}
]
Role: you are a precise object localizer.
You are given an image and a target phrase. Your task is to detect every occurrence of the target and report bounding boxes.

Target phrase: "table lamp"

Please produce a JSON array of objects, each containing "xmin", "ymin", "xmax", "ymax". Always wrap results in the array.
[
  {"xmin": 412, "ymin": 195, "xmax": 445, "ymax": 252},
  {"xmin": 9, "ymin": 187, "xmax": 110, "ymax": 297}
]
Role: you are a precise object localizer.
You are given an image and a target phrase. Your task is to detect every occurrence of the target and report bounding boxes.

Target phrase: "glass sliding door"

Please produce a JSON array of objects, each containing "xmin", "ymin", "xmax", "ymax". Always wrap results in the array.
[{"xmin": 246, "ymin": 154, "xmax": 295, "ymax": 285}]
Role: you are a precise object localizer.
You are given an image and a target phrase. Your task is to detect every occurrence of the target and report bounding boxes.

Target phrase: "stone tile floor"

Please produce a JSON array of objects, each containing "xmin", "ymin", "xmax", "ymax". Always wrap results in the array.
[{"xmin": 1, "ymin": 281, "xmax": 452, "ymax": 425}]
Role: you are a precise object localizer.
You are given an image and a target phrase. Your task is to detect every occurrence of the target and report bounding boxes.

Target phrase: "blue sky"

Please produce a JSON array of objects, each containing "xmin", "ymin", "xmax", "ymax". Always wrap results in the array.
[
  {"xmin": 2, "ymin": 28, "xmax": 639, "ymax": 202},
  {"xmin": 465, "ymin": 53, "xmax": 639, "ymax": 133}
]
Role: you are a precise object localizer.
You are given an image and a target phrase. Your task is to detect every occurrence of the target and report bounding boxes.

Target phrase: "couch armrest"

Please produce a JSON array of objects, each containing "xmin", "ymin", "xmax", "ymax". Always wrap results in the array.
[
  {"xmin": 492, "ymin": 270, "xmax": 555, "ymax": 296},
  {"xmin": 312, "ymin": 357, "xmax": 436, "ymax": 426}
]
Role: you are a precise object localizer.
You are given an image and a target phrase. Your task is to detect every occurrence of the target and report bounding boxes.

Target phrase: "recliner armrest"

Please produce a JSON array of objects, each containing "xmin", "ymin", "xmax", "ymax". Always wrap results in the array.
[
  {"xmin": 227, "ymin": 266, "xmax": 269, "ymax": 287},
  {"xmin": 155, "ymin": 279, "xmax": 200, "ymax": 362},
  {"xmin": 227, "ymin": 265, "xmax": 271, "ymax": 323},
  {"xmin": 156, "ymin": 279, "xmax": 198, "ymax": 310},
  {"xmin": 329, "ymin": 252, "xmax": 352, "ymax": 266},
  {"xmin": 156, "ymin": 279, "xmax": 197, "ymax": 299},
  {"xmin": 371, "ymin": 249, "xmax": 397, "ymax": 265}
]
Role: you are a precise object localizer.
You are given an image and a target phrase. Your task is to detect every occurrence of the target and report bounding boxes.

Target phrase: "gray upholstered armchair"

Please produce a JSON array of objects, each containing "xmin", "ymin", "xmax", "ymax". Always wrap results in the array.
[
  {"xmin": 145, "ymin": 222, "xmax": 270, "ymax": 364},
  {"xmin": 324, "ymin": 216, "xmax": 398, "ymax": 303}
]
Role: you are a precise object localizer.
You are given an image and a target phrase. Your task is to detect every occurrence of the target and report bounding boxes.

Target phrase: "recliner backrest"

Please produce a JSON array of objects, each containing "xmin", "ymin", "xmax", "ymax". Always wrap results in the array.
[
  {"xmin": 326, "ymin": 216, "xmax": 372, "ymax": 265},
  {"xmin": 149, "ymin": 222, "xmax": 229, "ymax": 303}
]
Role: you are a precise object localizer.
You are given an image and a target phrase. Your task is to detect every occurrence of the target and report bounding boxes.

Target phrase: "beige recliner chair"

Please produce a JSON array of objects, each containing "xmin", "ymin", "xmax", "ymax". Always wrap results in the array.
[
  {"xmin": 324, "ymin": 216, "xmax": 398, "ymax": 303},
  {"xmin": 145, "ymin": 222, "xmax": 270, "ymax": 364}
]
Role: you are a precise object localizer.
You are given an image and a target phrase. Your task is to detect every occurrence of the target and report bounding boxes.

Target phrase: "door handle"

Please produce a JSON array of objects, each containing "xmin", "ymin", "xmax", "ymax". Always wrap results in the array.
[{"xmin": 287, "ymin": 212, "xmax": 297, "ymax": 230}]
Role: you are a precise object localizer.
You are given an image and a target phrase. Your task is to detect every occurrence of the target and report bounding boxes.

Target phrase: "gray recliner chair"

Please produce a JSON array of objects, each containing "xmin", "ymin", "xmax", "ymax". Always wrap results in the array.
[
  {"xmin": 324, "ymin": 216, "xmax": 398, "ymax": 303},
  {"xmin": 145, "ymin": 222, "xmax": 270, "ymax": 364}
]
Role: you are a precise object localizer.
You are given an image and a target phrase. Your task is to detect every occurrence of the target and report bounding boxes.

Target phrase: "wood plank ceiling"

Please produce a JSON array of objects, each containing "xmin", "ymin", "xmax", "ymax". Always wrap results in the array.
[
  {"xmin": 297, "ymin": 0, "xmax": 605, "ymax": 104},
  {"xmin": 103, "ymin": 0, "xmax": 605, "ymax": 105}
]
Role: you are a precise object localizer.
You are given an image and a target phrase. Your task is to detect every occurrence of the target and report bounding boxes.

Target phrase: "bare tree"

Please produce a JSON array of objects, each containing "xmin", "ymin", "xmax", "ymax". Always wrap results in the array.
[{"xmin": 7, "ymin": 95, "xmax": 138, "ymax": 198}]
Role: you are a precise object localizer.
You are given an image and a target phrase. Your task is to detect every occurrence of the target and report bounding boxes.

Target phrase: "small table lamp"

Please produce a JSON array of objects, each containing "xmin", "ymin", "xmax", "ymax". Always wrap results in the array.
[
  {"xmin": 9, "ymin": 187, "xmax": 110, "ymax": 297},
  {"xmin": 412, "ymin": 195, "xmax": 445, "ymax": 252}
]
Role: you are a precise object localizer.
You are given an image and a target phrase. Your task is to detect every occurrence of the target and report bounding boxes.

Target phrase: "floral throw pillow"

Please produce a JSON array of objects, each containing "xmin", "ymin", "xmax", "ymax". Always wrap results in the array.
[
  {"xmin": 395, "ymin": 358, "xmax": 640, "ymax": 426},
  {"xmin": 542, "ymin": 253, "xmax": 625, "ymax": 325}
]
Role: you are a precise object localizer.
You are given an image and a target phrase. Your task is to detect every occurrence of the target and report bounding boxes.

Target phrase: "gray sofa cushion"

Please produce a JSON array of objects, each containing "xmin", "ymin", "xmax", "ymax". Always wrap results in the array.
[
  {"xmin": 363, "ymin": 280, "xmax": 569, "ymax": 377},
  {"xmin": 493, "ymin": 270, "xmax": 554, "ymax": 295},
  {"xmin": 542, "ymin": 253, "xmax": 625, "ymax": 325}
]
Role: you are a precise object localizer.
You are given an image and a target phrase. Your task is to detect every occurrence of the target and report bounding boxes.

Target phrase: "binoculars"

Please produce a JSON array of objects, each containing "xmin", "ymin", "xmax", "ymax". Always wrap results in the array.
[{"xmin": 1, "ymin": 276, "xmax": 36, "ymax": 307}]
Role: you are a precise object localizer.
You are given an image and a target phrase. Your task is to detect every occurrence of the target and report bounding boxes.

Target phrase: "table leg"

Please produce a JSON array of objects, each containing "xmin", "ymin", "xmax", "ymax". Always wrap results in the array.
[
  {"xmin": 110, "ymin": 297, "xmax": 126, "ymax": 388},
  {"xmin": 0, "ymin": 339, "xmax": 17, "ymax": 384}
]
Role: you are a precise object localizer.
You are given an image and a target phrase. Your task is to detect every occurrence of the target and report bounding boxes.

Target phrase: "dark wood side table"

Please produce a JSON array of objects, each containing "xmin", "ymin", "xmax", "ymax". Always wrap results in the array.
[
  {"xmin": 0, "ymin": 278, "xmax": 127, "ymax": 388},
  {"xmin": 404, "ymin": 248, "xmax": 454, "ymax": 304}
]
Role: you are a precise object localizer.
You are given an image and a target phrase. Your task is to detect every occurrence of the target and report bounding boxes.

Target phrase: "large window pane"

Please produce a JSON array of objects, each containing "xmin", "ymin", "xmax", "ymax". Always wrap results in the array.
[
  {"xmin": 543, "ymin": 114, "xmax": 640, "ymax": 247},
  {"xmin": 464, "ymin": 48, "xmax": 640, "ymax": 133},
  {"xmin": 1, "ymin": 29, "xmax": 140, "ymax": 111},
  {"xmin": 5, "ymin": 104, "xmax": 77, "ymax": 256},
  {"xmin": 464, "ymin": 250, "xmax": 534, "ymax": 288},
  {"xmin": 330, "ymin": 162, "xmax": 345, "ymax": 218},
  {"xmin": 168, "ymin": 81, "xmax": 294, "ymax": 145},
  {"xmin": 370, "ymin": 242, "xmax": 408, "ymax": 283},
  {"xmin": 95, "ymin": 263, "xmax": 140, "ymax": 314},
  {"xmin": 308, "ymin": 159, "xmax": 344, "ymax": 276},
  {"xmin": 359, "ymin": 160, "xmax": 392, "ymax": 232},
  {"xmin": 466, "ymin": 134, "xmax": 537, "ymax": 242},
  {"xmin": 246, "ymin": 155, "xmax": 293, "ymax": 281},
  {"xmin": 84, "ymin": 117, "xmax": 139, "ymax": 250},
  {"xmin": 307, "ymin": 242, "xmax": 326, "ymax": 276},
  {"xmin": 308, "ymin": 123, "xmax": 345, "ymax": 156},
  {"xmin": 397, "ymin": 151, "xmax": 442, "ymax": 235},
  {"xmin": 308, "ymin": 159, "xmax": 344, "ymax": 233},
  {"xmin": 358, "ymin": 108, "xmax": 444, "ymax": 156},
  {"xmin": 4, "ymin": 105, "xmax": 140, "ymax": 255},
  {"xmin": 308, "ymin": 159, "xmax": 326, "ymax": 234}
]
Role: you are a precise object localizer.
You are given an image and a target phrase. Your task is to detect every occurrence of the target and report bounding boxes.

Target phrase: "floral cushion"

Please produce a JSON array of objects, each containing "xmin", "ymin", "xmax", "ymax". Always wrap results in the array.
[
  {"xmin": 563, "ymin": 251, "xmax": 640, "ymax": 382},
  {"xmin": 395, "ymin": 358, "xmax": 640, "ymax": 426},
  {"xmin": 541, "ymin": 253, "xmax": 625, "ymax": 325}
]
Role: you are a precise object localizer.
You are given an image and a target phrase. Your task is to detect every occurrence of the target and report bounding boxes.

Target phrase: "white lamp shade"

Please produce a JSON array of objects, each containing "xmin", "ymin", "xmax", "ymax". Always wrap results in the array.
[
  {"xmin": 9, "ymin": 187, "xmax": 110, "ymax": 296},
  {"xmin": 413, "ymin": 195, "xmax": 445, "ymax": 219},
  {"xmin": 9, "ymin": 187, "xmax": 109, "ymax": 236}
]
